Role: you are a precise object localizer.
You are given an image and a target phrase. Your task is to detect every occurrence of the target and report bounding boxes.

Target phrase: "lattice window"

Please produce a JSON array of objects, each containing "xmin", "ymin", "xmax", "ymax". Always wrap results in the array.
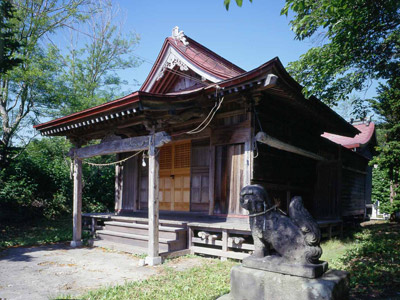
[
  {"xmin": 174, "ymin": 142, "xmax": 191, "ymax": 169},
  {"xmin": 159, "ymin": 145, "xmax": 172, "ymax": 170}
]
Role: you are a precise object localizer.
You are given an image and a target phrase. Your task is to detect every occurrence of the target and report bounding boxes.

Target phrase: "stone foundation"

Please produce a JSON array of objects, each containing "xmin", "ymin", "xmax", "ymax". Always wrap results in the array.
[{"xmin": 218, "ymin": 265, "xmax": 349, "ymax": 300}]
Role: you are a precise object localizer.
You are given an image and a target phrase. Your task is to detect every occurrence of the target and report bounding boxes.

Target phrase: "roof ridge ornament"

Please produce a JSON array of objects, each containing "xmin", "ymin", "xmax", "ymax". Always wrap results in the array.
[{"xmin": 172, "ymin": 26, "xmax": 189, "ymax": 46}]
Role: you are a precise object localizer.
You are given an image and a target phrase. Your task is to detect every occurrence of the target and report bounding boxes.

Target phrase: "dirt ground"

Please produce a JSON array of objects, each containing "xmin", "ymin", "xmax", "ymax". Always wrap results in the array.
[{"xmin": 0, "ymin": 243, "xmax": 204, "ymax": 300}]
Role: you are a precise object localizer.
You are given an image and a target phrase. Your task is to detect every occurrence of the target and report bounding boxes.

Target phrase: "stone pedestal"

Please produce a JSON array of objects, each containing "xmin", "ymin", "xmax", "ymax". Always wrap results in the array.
[
  {"xmin": 218, "ymin": 265, "xmax": 349, "ymax": 300},
  {"xmin": 243, "ymin": 256, "xmax": 328, "ymax": 279}
]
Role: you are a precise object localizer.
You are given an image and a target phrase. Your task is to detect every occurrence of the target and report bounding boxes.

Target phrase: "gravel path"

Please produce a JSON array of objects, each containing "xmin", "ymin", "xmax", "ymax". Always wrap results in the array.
[{"xmin": 0, "ymin": 243, "xmax": 202, "ymax": 300}]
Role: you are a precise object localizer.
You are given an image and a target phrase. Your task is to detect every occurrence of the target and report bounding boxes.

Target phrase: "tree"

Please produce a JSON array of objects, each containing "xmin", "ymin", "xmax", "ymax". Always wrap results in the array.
[
  {"xmin": 370, "ymin": 77, "xmax": 400, "ymax": 215},
  {"xmin": 52, "ymin": 0, "xmax": 141, "ymax": 116},
  {"xmin": 0, "ymin": 0, "xmax": 23, "ymax": 74},
  {"xmin": 0, "ymin": 0, "xmax": 88, "ymax": 169},
  {"xmin": 0, "ymin": 0, "xmax": 140, "ymax": 168},
  {"xmin": 281, "ymin": 0, "xmax": 399, "ymax": 106}
]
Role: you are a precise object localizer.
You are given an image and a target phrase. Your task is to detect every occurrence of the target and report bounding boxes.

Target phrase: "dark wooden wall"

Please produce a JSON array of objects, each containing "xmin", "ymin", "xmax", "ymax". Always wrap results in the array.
[
  {"xmin": 122, "ymin": 154, "xmax": 139, "ymax": 211},
  {"xmin": 115, "ymin": 153, "xmax": 139, "ymax": 213},
  {"xmin": 214, "ymin": 143, "xmax": 246, "ymax": 215},
  {"xmin": 250, "ymin": 92, "xmax": 372, "ymax": 220},
  {"xmin": 251, "ymin": 93, "xmax": 326, "ymax": 215},
  {"xmin": 340, "ymin": 148, "xmax": 369, "ymax": 217},
  {"xmin": 190, "ymin": 139, "xmax": 210, "ymax": 212}
]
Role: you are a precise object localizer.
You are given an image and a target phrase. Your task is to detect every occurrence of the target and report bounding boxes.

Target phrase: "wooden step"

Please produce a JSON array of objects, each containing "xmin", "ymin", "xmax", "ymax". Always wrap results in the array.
[
  {"xmin": 96, "ymin": 230, "xmax": 186, "ymax": 252},
  {"xmin": 108, "ymin": 215, "xmax": 188, "ymax": 227},
  {"xmin": 104, "ymin": 221, "xmax": 186, "ymax": 239},
  {"xmin": 91, "ymin": 240, "xmax": 191, "ymax": 258},
  {"xmin": 92, "ymin": 240, "xmax": 148, "ymax": 255}
]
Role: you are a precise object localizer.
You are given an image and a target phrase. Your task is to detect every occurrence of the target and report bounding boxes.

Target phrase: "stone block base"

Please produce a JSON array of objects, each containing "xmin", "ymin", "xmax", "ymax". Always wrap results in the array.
[
  {"xmin": 145, "ymin": 256, "xmax": 162, "ymax": 266},
  {"xmin": 70, "ymin": 240, "xmax": 82, "ymax": 247},
  {"xmin": 218, "ymin": 265, "xmax": 349, "ymax": 300}
]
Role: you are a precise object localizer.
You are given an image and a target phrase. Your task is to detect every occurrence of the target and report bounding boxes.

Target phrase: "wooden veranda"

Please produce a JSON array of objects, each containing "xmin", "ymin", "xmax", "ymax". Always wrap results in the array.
[{"xmin": 82, "ymin": 211, "xmax": 343, "ymax": 261}]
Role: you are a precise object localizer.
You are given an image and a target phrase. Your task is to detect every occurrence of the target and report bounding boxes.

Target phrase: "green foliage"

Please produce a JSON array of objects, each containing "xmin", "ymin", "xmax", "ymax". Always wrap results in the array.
[
  {"xmin": 371, "ymin": 166, "xmax": 393, "ymax": 214},
  {"xmin": 281, "ymin": 0, "xmax": 399, "ymax": 106},
  {"xmin": 224, "ymin": 0, "xmax": 252, "ymax": 11},
  {"xmin": 0, "ymin": 0, "xmax": 88, "ymax": 167},
  {"xmin": 0, "ymin": 0, "xmax": 140, "ymax": 168},
  {"xmin": 370, "ymin": 77, "xmax": 400, "ymax": 215},
  {"xmin": 0, "ymin": 0, "xmax": 23, "ymax": 74},
  {"xmin": 328, "ymin": 222, "xmax": 400, "ymax": 298},
  {"xmin": 0, "ymin": 218, "xmax": 72, "ymax": 251},
  {"xmin": 0, "ymin": 137, "xmax": 115, "ymax": 221}
]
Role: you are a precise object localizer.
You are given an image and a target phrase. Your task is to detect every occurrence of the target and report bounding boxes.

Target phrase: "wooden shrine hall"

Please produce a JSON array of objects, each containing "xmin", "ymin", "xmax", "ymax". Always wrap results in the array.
[{"xmin": 34, "ymin": 26, "xmax": 372, "ymax": 264}]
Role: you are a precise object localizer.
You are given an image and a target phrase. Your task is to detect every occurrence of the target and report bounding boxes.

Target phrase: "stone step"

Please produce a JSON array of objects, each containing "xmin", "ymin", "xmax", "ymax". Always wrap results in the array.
[
  {"xmin": 96, "ymin": 230, "xmax": 186, "ymax": 252},
  {"xmin": 103, "ymin": 221, "xmax": 186, "ymax": 239}
]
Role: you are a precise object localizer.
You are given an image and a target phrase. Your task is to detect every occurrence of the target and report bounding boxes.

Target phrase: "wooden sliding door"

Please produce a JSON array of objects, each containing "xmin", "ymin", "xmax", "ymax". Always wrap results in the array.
[
  {"xmin": 190, "ymin": 140, "xmax": 210, "ymax": 212},
  {"xmin": 214, "ymin": 143, "xmax": 245, "ymax": 215},
  {"xmin": 159, "ymin": 141, "xmax": 191, "ymax": 211}
]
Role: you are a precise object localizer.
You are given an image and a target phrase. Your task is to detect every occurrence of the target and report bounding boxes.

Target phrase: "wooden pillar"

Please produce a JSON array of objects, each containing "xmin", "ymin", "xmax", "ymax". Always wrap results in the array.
[
  {"xmin": 71, "ymin": 157, "xmax": 82, "ymax": 247},
  {"xmin": 145, "ymin": 132, "xmax": 162, "ymax": 266},
  {"xmin": 114, "ymin": 155, "xmax": 123, "ymax": 213},
  {"xmin": 221, "ymin": 229, "xmax": 228, "ymax": 261},
  {"xmin": 208, "ymin": 145, "xmax": 216, "ymax": 215},
  {"xmin": 244, "ymin": 140, "xmax": 252, "ymax": 186}
]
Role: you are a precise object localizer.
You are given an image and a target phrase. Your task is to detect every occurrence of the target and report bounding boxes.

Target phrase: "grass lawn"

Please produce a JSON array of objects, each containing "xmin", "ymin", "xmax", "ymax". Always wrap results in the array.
[
  {"xmin": 57, "ymin": 258, "xmax": 237, "ymax": 300},
  {"xmin": 0, "ymin": 218, "xmax": 73, "ymax": 251},
  {"xmin": 323, "ymin": 221, "xmax": 400, "ymax": 299}
]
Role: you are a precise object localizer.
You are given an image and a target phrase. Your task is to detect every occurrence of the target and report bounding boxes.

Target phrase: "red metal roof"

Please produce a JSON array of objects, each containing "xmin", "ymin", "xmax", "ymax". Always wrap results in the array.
[
  {"xmin": 174, "ymin": 36, "xmax": 245, "ymax": 79},
  {"xmin": 322, "ymin": 123, "xmax": 375, "ymax": 148},
  {"xmin": 140, "ymin": 36, "xmax": 245, "ymax": 92},
  {"xmin": 33, "ymin": 92, "xmax": 140, "ymax": 130}
]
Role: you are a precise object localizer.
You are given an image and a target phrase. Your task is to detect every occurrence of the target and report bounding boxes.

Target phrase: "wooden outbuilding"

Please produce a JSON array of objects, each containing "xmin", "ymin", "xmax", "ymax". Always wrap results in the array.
[{"xmin": 34, "ymin": 27, "xmax": 369, "ymax": 263}]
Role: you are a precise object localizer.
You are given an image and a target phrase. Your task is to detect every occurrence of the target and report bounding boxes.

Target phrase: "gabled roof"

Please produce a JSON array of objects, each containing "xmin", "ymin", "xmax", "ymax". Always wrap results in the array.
[
  {"xmin": 140, "ymin": 26, "xmax": 245, "ymax": 93},
  {"xmin": 322, "ymin": 122, "xmax": 376, "ymax": 149},
  {"xmin": 34, "ymin": 28, "xmax": 359, "ymax": 139}
]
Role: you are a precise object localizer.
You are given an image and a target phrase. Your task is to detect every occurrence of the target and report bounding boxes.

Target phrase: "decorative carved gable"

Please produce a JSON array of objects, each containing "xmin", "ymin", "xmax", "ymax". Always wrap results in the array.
[{"xmin": 142, "ymin": 26, "xmax": 228, "ymax": 93}]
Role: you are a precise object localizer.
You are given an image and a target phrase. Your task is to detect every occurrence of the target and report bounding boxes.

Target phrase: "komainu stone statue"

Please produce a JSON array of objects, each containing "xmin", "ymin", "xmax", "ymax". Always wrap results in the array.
[
  {"xmin": 240, "ymin": 184, "xmax": 322, "ymax": 265},
  {"xmin": 218, "ymin": 185, "xmax": 350, "ymax": 300}
]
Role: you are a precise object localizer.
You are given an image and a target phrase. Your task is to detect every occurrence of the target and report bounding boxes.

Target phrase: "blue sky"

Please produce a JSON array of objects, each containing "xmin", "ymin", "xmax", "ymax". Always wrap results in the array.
[{"xmin": 117, "ymin": 0, "xmax": 312, "ymax": 88}]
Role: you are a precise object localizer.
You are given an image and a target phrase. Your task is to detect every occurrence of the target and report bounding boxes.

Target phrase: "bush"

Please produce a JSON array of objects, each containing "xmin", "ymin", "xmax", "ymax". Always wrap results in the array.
[{"xmin": 0, "ymin": 137, "xmax": 115, "ymax": 221}]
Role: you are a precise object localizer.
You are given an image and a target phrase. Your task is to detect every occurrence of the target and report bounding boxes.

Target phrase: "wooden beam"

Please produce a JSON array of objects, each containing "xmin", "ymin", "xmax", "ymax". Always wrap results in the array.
[
  {"xmin": 71, "ymin": 158, "xmax": 82, "ymax": 247},
  {"xmin": 255, "ymin": 132, "xmax": 325, "ymax": 161},
  {"xmin": 145, "ymin": 131, "xmax": 162, "ymax": 266},
  {"xmin": 69, "ymin": 132, "xmax": 171, "ymax": 159}
]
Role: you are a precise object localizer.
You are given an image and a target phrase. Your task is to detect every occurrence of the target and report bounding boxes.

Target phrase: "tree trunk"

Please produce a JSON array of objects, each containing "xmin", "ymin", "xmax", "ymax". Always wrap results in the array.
[{"xmin": 0, "ymin": 132, "xmax": 12, "ymax": 169}]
